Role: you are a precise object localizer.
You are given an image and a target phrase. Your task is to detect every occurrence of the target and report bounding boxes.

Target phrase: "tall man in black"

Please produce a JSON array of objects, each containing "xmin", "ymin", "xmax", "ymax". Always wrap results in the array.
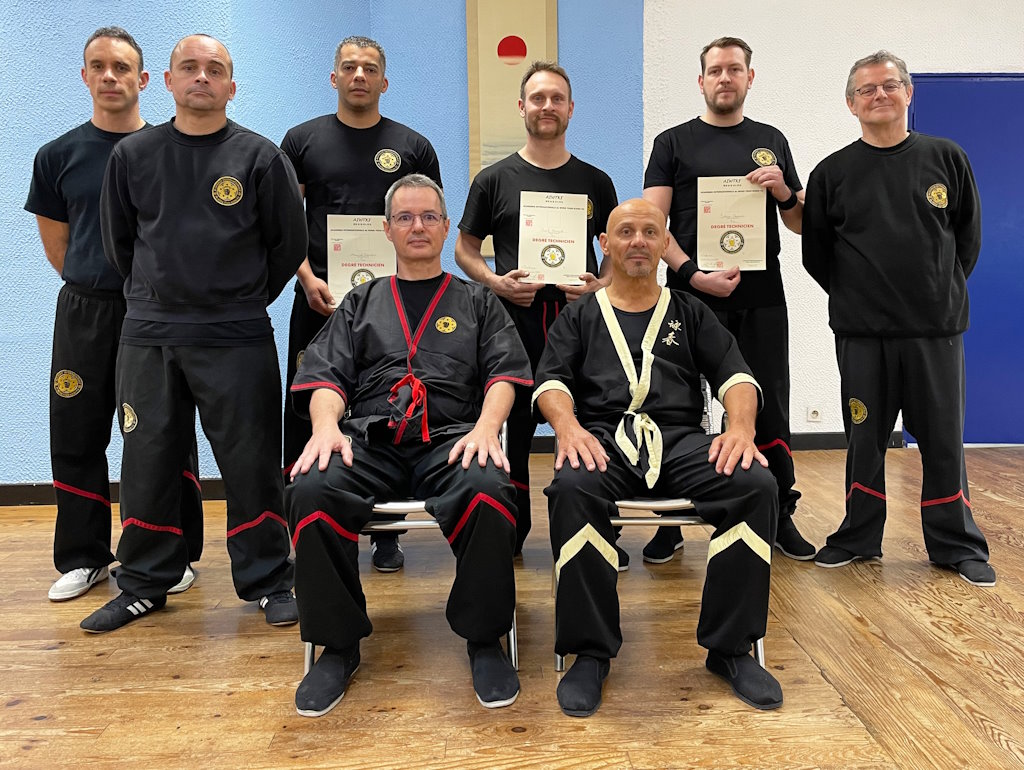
[
  {"xmin": 287, "ymin": 174, "xmax": 531, "ymax": 717},
  {"xmin": 456, "ymin": 61, "xmax": 617, "ymax": 554},
  {"xmin": 803, "ymin": 51, "xmax": 994, "ymax": 586},
  {"xmin": 26, "ymin": 27, "xmax": 203, "ymax": 603},
  {"xmin": 83, "ymin": 34, "xmax": 307, "ymax": 633},
  {"xmin": 536, "ymin": 199, "xmax": 781, "ymax": 716},
  {"xmin": 643, "ymin": 36, "xmax": 813, "ymax": 562},
  {"xmin": 281, "ymin": 36, "xmax": 442, "ymax": 572}
]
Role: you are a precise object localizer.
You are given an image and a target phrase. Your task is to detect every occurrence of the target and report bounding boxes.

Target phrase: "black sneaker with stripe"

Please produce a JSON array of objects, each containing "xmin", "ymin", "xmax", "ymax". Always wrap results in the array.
[{"xmin": 80, "ymin": 591, "xmax": 167, "ymax": 633}]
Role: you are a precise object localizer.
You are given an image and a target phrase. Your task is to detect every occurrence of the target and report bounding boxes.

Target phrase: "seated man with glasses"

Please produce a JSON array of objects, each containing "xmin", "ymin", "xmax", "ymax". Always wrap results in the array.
[{"xmin": 285, "ymin": 173, "xmax": 533, "ymax": 716}]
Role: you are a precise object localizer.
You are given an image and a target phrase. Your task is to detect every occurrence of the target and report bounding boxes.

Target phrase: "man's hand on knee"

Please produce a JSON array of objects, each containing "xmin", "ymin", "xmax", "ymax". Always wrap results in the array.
[
  {"xmin": 555, "ymin": 424, "xmax": 609, "ymax": 473},
  {"xmin": 449, "ymin": 426, "xmax": 508, "ymax": 473},
  {"xmin": 708, "ymin": 430, "xmax": 767, "ymax": 476},
  {"xmin": 291, "ymin": 425, "xmax": 353, "ymax": 480}
]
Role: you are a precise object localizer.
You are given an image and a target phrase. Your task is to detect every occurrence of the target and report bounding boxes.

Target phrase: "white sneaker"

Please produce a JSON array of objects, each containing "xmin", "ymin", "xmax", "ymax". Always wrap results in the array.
[
  {"xmin": 168, "ymin": 565, "xmax": 197, "ymax": 594},
  {"xmin": 49, "ymin": 566, "xmax": 109, "ymax": 602}
]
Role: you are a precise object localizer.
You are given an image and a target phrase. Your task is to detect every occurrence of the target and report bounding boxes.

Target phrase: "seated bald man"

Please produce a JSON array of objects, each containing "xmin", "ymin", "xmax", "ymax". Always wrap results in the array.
[
  {"xmin": 286, "ymin": 173, "xmax": 532, "ymax": 717},
  {"xmin": 535, "ymin": 198, "xmax": 782, "ymax": 715}
]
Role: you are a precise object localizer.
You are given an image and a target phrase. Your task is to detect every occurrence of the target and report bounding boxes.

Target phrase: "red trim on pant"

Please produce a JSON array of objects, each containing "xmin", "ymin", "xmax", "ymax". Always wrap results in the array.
[
  {"xmin": 292, "ymin": 510, "xmax": 359, "ymax": 548},
  {"xmin": 510, "ymin": 479, "xmax": 529, "ymax": 491},
  {"xmin": 846, "ymin": 482, "xmax": 886, "ymax": 502},
  {"xmin": 226, "ymin": 511, "xmax": 288, "ymax": 539},
  {"xmin": 122, "ymin": 517, "xmax": 183, "ymax": 536},
  {"xmin": 182, "ymin": 470, "xmax": 201, "ymax": 491},
  {"xmin": 757, "ymin": 438, "xmax": 793, "ymax": 457},
  {"xmin": 53, "ymin": 480, "xmax": 111, "ymax": 508},
  {"xmin": 922, "ymin": 490, "xmax": 972, "ymax": 509},
  {"xmin": 447, "ymin": 492, "xmax": 516, "ymax": 544}
]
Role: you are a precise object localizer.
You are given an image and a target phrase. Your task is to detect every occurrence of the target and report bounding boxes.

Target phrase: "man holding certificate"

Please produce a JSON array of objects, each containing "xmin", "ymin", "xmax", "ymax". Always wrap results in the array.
[
  {"xmin": 281, "ymin": 36, "xmax": 442, "ymax": 572},
  {"xmin": 643, "ymin": 37, "xmax": 813, "ymax": 563},
  {"xmin": 456, "ymin": 61, "xmax": 618, "ymax": 554}
]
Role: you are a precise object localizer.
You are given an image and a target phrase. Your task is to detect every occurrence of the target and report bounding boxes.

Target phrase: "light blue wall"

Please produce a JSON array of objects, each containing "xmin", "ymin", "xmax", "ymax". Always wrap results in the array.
[{"xmin": 0, "ymin": 0, "xmax": 643, "ymax": 484}]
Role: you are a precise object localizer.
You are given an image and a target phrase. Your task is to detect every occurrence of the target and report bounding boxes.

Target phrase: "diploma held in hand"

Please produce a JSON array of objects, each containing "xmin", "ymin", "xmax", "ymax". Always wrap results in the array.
[
  {"xmin": 327, "ymin": 214, "xmax": 396, "ymax": 299},
  {"xmin": 517, "ymin": 191, "xmax": 587, "ymax": 285},
  {"xmin": 696, "ymin": 176, "xmax": 766, "ymax": 271}
]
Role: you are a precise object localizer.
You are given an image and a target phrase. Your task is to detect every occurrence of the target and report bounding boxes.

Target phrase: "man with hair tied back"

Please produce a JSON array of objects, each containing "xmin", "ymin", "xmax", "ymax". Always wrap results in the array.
[
  {"xmin": 643, "ymin": 36, "xmax": 814, "ymax": 565},
  {"xmin": 803, "ymin": 51, "xmax": 995, "ymax": 586},
  {"xmin": 83, "ymin": 34, "xmax": 307, "ymax": 633},
  {"xmin": 26, "ymin": 26, "xmax": 204, "ymax": 604},
  {"xmin": 281, "ymin": 36, "xmax": 442, "ymax": 573},
  {"xmin": 286, "ymin": 173, "xmax": 531, "ymax": 717},
  {"xmin": 456, "ymin": 60, "xmax": 618, "ymax": 556}
]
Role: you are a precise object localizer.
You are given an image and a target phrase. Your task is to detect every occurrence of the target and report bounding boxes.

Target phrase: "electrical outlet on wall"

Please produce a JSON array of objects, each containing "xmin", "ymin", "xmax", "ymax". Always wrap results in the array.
[{"xmin": 806, "ymin": 406, "xmax": 823, "ymax": 423}]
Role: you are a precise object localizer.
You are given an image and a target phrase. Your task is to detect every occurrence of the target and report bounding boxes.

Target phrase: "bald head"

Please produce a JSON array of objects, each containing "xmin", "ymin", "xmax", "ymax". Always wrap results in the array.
[
  {"xmin": 600, "ymin": 198, "xmax": 670, "ymax": 281},
  {"xmin": 170, "ymin": 34, "xmax": 233, "ymax": 77}
]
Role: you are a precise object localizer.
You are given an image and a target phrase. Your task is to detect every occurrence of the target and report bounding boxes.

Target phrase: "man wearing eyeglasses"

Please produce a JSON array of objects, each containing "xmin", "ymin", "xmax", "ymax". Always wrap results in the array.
[
  {"xmin": 286, "ymin": 174, "xmax": 532, "ymax": 717},
  {"xmin": 281, "ymin": 36, "xmax": 442, "ymax": 572},
  {"xmin": 642, "ymin": 37, "xmax": 814, "ymax": 565},
  {"xmin": 802, "ymin": 51, "xmax": 994, "ymax": 586},
  {"xmin": 456, "ymin": 61, "xmax": 618, "ymax": 557}
]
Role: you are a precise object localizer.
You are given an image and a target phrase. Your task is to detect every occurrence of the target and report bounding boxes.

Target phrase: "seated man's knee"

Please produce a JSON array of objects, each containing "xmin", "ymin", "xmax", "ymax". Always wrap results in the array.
[
  {"xmin": 547, "ymin": 464, "xmax": 607, "ymax": 502},
  {"xmin": 730, "ymin": 463, "xmax": 778, "ymax": 502}
]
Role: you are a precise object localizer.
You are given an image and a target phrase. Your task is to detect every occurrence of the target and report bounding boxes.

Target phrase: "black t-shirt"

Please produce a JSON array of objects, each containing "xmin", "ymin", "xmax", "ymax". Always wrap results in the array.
[
  {"xmin": 613, "ymin": 306, "xmax": 656, "ymax": 370},
  {"xmin": 26, "ymin": 121, "xmax": 145, "ymax": 291},
  {"xmin": 396, "ymin": 273, "xmax": 446, "ymax": 331},
  {"xmin": 644, "ymin": 117, "xmax": 801, "ymax": 309},
  {"xmin": 458, "ymin": 152, "xmax": 618, "ymax": 304},
  {"xmin": 281, "ymin": 115, "xmax": 441, "ymax": 280}
]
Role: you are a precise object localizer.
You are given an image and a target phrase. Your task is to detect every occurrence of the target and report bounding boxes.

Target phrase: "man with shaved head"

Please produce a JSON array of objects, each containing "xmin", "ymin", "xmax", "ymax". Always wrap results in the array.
[
  {"xmin": 85, "ymin": 34, "xmax": 307, "ymax": 633},
  {"xmin": 535, "ymin": 198, "xmax": 782, "ymax": 715}
]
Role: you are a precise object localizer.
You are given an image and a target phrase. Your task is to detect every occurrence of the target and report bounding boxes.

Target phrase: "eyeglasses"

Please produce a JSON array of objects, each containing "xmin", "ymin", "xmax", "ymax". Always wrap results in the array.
[
  {"xmin": 389, "ymin": 211, "xmax": 445, "ymax": 227},
  {"xmin": 854, "ymin": 80, "xmax": 906, "ymax": 98}
]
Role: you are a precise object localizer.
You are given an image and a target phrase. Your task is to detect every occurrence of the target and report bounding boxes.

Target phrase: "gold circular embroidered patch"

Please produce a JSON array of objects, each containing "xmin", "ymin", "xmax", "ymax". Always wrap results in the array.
[
  {"xmin": 849, "ymin": 398, "xmax": 868, "ymax": 425},
  {"xmin": 351, "ymin": 269, "xmax": 375, "ymax": 287},
  {"xmin": 435, "ymin": 316, "xmax": 457, "ymax": 333},
  {"xmin": 541, "ymin": 244, "xmax": 566, "ymax": 267},
  {"xmin": 926, "ymin": 183, "xmax": 948, "ymax": 209},
  {"xmin": 122, "ymin": 403, "xmax": 138, "ymax": 433},
  {"xmin": 296, "ymin": 350, "xmax": 305, "ymax": 369},
  {"xmin": 53, "ymin": 369, "xmax": 83, "ymax": 398},
  {"xmin": 212, "ymin": 176, "xmax": 243, "ymax": 206},
  {"xmin": 586, "ymin": 198, "xmax": 594, "ymax": 219},
  {"xmin": 374, "ymin": 149, "xmax": 401, "ymax": 173},
  {"xmin": 752, "ymin": 148, "xmax": 777, "ymax": 167}
]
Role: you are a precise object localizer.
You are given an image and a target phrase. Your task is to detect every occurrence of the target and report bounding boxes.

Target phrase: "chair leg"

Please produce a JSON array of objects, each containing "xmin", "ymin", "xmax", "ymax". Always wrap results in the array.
[
  {"xmin": 755, "ymin": 637, "xmax": 765, "ymax": 668},
  {"xmin": 555, "ymin": 653, "xmax": 566, "ymax": 672},
  {"xmin": 507, "ymin": 610, "xmax": 519, "ymax": 671},
  {"xmin": 303, "ymin": 642, "xmax": 316, "ymax": 675}
]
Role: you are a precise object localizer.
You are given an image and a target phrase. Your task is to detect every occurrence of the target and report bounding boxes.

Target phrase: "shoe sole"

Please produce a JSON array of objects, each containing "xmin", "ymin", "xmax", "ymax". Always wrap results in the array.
[
  {"xmin": 168, "ymin": 568, "xmax": 197, "ymax": 595},
  {"xmin": 296, "ymin": 664, "xmax": 359, "ymax": 717},
  {"xmin": 266, "ymin": 616, "xmax": 299, "ymax": 627},
  {"xmin": 372, "ymin": 563, "xmax": 403, "ymax": 573},
  {"xmin": 814, "ymin": 555, "xmax": 872, "ymax": 568},
  {"xmin": 477, "ymin": 689, "xmax": 520, "ymax": 709},
  {"xmin": 617, "ymin": 564, "xmax": 629, "ymax": 573},
  {"xmin": 643, "ymin": 541, "xmax": 685, "ymax": 564},
  {"xmin": 775, "ymin": 543, "xmax": 817, "ymax": 561},
  {"xmin": 49, "ymin": 567, "xmax": 109, "ymax": 602}
]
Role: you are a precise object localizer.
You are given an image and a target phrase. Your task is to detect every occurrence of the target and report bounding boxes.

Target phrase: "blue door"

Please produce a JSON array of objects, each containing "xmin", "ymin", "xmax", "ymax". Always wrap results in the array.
[{"xmin": 908, "ymin": 74, "xmax": 1024, "ymax": 443}]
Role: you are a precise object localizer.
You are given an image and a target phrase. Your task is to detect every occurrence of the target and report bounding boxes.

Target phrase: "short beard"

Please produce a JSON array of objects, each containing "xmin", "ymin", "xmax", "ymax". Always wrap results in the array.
[{"xmin": 704, "ymin": 89, "xmax": 746, "ymax": 116}]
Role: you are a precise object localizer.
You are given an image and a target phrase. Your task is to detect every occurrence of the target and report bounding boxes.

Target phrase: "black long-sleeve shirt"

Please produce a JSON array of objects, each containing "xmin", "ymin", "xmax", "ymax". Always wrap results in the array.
[
  {"xmin": 802, "ymin": 132, "xmax": 980, "ymax": 337},
  {"xmin": 101, "ymin": 119, "xmax": 307, "ymax": 342}
]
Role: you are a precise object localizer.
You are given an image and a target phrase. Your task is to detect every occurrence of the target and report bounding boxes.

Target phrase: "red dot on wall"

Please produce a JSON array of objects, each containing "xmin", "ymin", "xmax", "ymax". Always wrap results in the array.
[{"xmin": 497, "ymin": 36, "xmax": 527, "ymax": 65}]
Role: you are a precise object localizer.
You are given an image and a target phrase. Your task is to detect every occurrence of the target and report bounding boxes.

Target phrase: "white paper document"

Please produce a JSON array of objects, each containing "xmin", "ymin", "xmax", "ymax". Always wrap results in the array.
[
  {"xmin": 696, "ymin": 176, "xmax": 767, "ymax": 271},
  {"xmin": 517, "ymin": 191, "xmax": 588, "ymax": 285},
  {"xmin": 327, "ymin": 214, "xmax": 396, "ymax": 300}
]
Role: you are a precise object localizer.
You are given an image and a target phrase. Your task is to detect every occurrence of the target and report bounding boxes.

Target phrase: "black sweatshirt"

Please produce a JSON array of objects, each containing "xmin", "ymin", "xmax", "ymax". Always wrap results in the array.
[
  {"xmin": 100, "ymin": 119, "xmax": 307, "ymax": 338},
  {"xmin": 802, "ymin": 132, "xmax": 980, "ymax": 337}
]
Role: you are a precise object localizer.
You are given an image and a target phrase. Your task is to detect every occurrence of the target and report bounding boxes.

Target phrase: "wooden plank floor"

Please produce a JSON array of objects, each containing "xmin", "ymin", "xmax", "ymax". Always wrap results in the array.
[{"xmin": 2, "ymin": 447, "xmax": 1023, "ymax": 769}]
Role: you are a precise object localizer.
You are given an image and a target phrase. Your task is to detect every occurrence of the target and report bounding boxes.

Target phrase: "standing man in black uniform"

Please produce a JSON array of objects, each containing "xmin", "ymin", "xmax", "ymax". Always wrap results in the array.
[
  {"xmin": 643, "ymin": 37, "xmax": 813, "ymax": 563},
  {"xmin": 456, "ymin": 61, "xmax": 618, "ymax": 555},
  {"xmin": 287, "ymin": 174, "xmax": 531, "ymax": 716},
  {"xmin": 536, "ymin": 199, "xmax": 781, "ymax": 716},
  {"xmin": 803, "ymin": 51, "xmax": 995, "ymax": 586},
  {"xmin": 26, "ymin": 27, "xmax": 203, "ymax": 603},
  {"xmin": 82, "ymin": 34, "xmax": 307, "ymax": 633},
  {"xmin": 281, "ymin": 36, "xmax": 442, "ymax": 572}
]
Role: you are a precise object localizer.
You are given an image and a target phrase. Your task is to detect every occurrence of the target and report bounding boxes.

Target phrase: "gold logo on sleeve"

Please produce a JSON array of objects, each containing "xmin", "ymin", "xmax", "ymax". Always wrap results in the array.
[
  {"xmin": 53, "ymin": 370, "xmax": 83, "ymax": 398},
  {"xmin": 122, "ymin": 403, "xmax": 138, "ymax": 433},
  {"xmin": 849, "ymin": 398, "xmax": 868, "ymax": 425},
  {"xmin": 926, "ymin": 183, "xmax": 948, "ymax": 209}
]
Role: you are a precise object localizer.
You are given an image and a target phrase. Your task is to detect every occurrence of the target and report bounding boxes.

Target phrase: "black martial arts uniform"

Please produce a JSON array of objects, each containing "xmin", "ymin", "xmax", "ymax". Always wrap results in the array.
[
  {"xmin": 535, "ymin": 288, "xmax": 778, "ymax": 659},
  {"xmin": 286, "ymin": 272, "xmax": 532, "ymax": 649},
  {"xmin": 26, "ymin": 121, "xmax": 202, "ymax": 573},
  {"xmin": 803, "ymin": 131, "xmax": 989, "ymax": 564},
  {"xmin": 280, "ymin": 115, "xmax": 441, "ymax": 471},
  {"xmin": 459, "ymin": 152, "xmax": 617, "ymax": 550},
  {"xmin": 100, "ymin": 118, "xmax": 307, "ymax": 599},
  {"xmin": 645, "ymin": 117, "xmax": 803, "ymax": 517}
]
